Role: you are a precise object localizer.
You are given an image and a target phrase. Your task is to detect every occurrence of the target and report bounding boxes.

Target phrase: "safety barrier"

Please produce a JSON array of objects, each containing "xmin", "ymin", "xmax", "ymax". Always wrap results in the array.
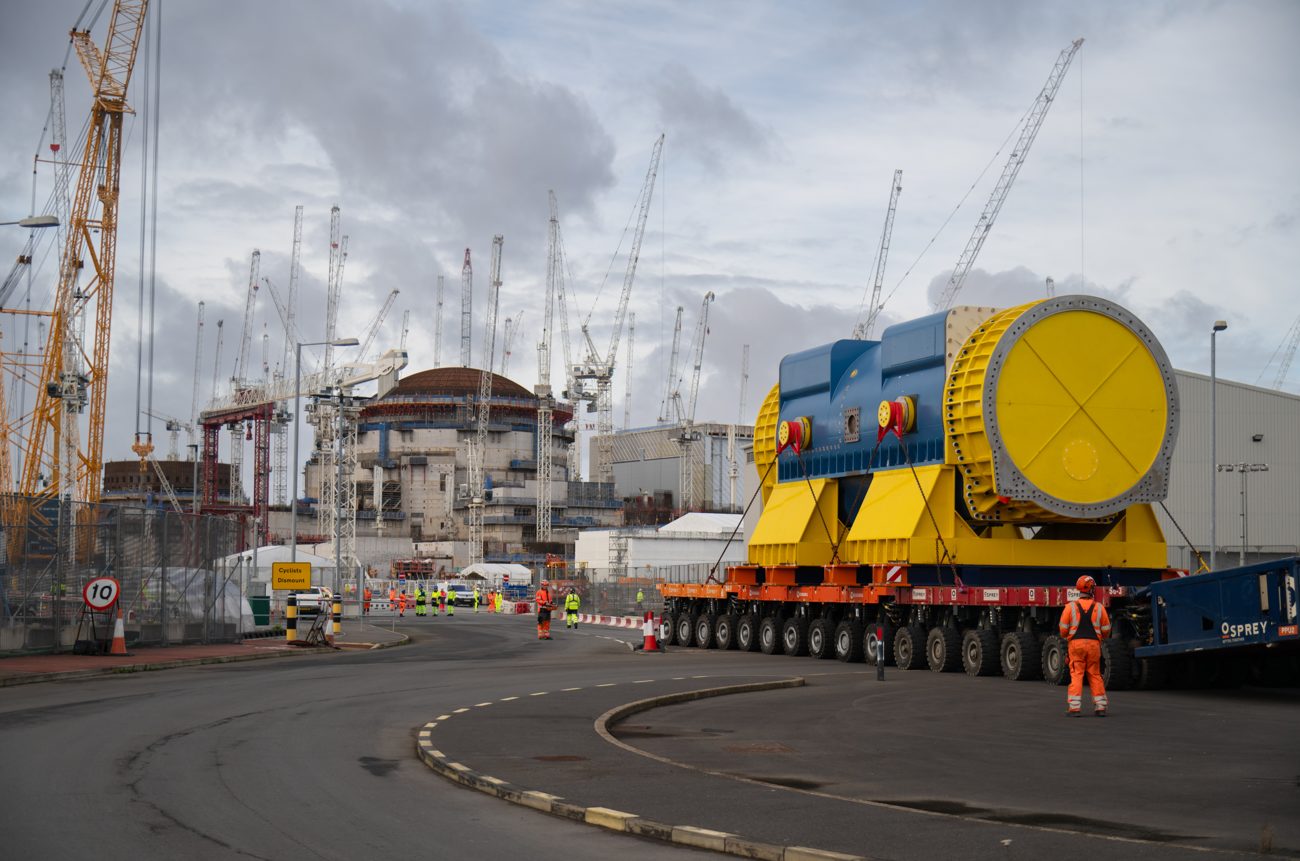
[{"xmin": 285, "ymin": 594, "xmax": 297, "ymax": 643}]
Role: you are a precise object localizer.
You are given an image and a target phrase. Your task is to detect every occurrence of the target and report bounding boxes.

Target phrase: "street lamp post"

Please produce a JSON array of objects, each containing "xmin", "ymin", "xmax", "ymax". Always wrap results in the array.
[
  {"xmin": 0, "ymin": 215, "xmax": 59, "ymax": 228},
  {"xmin": 290, "ymin": 338, "xmax": 359, "ymax": 566},
  {"xmin": 1209, "ymin": 320, "xmax": 1227, "ymax": 570}
]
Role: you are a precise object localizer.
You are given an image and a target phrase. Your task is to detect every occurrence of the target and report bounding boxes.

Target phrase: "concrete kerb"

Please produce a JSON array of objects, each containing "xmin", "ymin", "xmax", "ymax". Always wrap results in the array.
[
  {"xmin": 0, "ymin": 630, "xmax": 410, "ymax": 687},
  {"xmin": 414, "ymin": 675, "xmax": 872, "ymax": 861}
]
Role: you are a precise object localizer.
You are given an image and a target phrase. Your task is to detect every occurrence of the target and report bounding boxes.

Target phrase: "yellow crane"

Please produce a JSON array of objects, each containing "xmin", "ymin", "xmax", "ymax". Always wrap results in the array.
[{"xmin": 18, "ymin": 1, "xmax": 149, "ymax": 505}]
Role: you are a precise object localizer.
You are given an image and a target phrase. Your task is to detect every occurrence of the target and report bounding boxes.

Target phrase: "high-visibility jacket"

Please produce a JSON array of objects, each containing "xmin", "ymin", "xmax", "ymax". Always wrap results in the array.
[
  {"xmin": 388, "ymin": 589, "xmax": 397, "ymax": 604},
  {"xmin": 535, "ymin": 588, "xmax": 552, "ymax": 610},
  {"xmin": 636, "ymin": 590, "xmax": 644, "ymax": 602},
  {"xmin": 447, "ymin": 589, "xmax": 457, "ymax": 604},
  {"xmin": 564, "ymin": 592, "xmax": 580, "ymax": 611},
  {"xmin": 473, "ymin": 588, "xmax": 480, "ymax": 602},
  {"xmin": 1059, "ymin": 598, "xmax": 1111, "ymax": 641},
  {"xmin": 416, "ymin": 589, "xmax": 426, "ymax": 603}
]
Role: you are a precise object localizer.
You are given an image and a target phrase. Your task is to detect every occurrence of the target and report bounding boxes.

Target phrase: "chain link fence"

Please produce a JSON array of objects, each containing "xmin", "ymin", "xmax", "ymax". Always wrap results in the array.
[{"xmin": 1, "ymin": 497, "xmax": 246, "ymax": 654}]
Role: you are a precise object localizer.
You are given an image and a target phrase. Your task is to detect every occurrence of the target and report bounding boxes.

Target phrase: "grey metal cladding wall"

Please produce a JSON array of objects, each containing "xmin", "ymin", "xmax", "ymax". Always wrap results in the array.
[{"xmin": 1159, "ymin": 371, "xmax": 1300, "ymax": 565}]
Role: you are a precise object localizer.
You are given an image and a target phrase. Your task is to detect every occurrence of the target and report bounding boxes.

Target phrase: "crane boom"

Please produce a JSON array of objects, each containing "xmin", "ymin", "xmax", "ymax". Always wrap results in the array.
[
  {"xmin": 602, "ymin": 134, "xmax": 663, "ymax": 371},
  {"xmin": 433, "ymin": 274, "xmax": 444, "ymax": 366},
  {"xmin": 359, "ymin": 288, "xmax": 400, "ymax": 360},
  {"xmin": 459, "ymin": 249, "xmax": 472, "ymax": 367},
  {"xmin": 624, "ymin": 311, "xmax": 634, "ymax": 428},
  {"xmin": 19, "ymin": 0, "xmax": 149, "ymax": 503},
  {"xmin": 189, "ymin": 301, "xmax": 204, "ymax": 442},
  {"xmin": 658, "ymin": 306, "xmax": 684, "ymax": 423},
  {"xmin": 683, "ymin": 292, "xmax": 714, "ymax": 425},
  {"xmin": 853, "ymin": 169, "xmax": 903, "ymax": 339},
  {"xmin": 235, "ymin": 250, "xmax": 260, "ymax": 383},
  {"xmin": 935, "ymin": 38, "xmax": 1084, "ymax": 310},
  {"xmin": 278, "ymin": 205, "xmax": 304, "ymax": 377},
  {"xmin": 323, "ymin": 207, "xmax": 343, "ymax": 370}
]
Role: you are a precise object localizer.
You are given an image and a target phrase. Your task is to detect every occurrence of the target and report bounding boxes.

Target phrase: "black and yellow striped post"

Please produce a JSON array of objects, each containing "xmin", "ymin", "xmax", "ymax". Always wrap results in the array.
[
  {"xmin": 286, "ymin": 594, "xmax": 298, "ymax": 643},
  {"xmin": 332, "ymin": 596, "xmax": 342, "ymax": 638}
]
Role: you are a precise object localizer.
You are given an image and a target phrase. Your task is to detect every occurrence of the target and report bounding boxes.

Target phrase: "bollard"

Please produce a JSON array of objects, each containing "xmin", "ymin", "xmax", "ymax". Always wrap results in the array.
[
  {"xmin": 286, "ymin": 594, "xmax": 298, "ymax": 643},
  {"xmin": 332, "ymin": 597, "xmax": 342, "ymax": 637},
  {"xmin": 876, "ymin": 626, "xmax": 885, "ymax": 680}
]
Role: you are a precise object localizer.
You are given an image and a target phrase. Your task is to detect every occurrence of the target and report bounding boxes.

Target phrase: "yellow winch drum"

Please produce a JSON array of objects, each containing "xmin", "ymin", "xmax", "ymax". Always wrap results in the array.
[{"xmin": 945, "ymin": 295, "xmax": 1179, "ymax": 522}]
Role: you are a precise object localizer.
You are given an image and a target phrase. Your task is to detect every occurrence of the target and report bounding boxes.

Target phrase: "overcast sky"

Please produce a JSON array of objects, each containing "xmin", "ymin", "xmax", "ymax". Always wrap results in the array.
[{"xmin": 1, "ymin": 0, "xmax": 1297, "ymax": 480}]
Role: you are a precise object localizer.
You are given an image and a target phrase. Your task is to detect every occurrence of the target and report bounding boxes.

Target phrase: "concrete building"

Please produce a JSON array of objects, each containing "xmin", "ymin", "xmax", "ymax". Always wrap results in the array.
[
  {"xmin": 604, "ymin": 422, "xmax": 755, "ymax": 516},
  {"xmin": 299, "ymin": 366, "xmax": 622, "ymax": 570}
]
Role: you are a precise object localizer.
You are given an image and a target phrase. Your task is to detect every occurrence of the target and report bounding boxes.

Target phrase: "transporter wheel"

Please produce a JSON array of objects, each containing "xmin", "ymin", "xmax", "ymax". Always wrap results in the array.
[
  {"xmin": 1041, "ymin": 635, "xmax": 1069, "ymax": 686},
  {"xmin": 1000, "ymin": 631, "xmax": 1042, "ymax": 681},
  {"xmin": 808, "ymin": 619, "xmax": 834, "ymax": 660},
  {"xmin": 759, "ymin": 616, "xmax": 781, "ymax": 655},
  {"xmin": 660, "ymin": 612, "xmax": 677, "ymax": 646},
  {"xmin": 962, "ymin": 628, "xmax": 1001, "ymax": 677},
  {"xmin": 926, "ymin": 626, "xmax": 962, "ymax": 673},
  {"xmin": 781, "ymin": 617, "xmax": 810, "ymax": 656},
  {"xmin": 893, "ymin": 625, "xmax": 927, "ymax": 671},
  {"xmin": 1133, "ymin": 656, "xmax": 1168, "ymax": 690},
  {"xmin": 1100, "ymin": 638, "xmax": 1133, "ymax": 690},
  {"xmin": 694, "ymin": 614, "xmax": 717, "ymax": 650},
  {"xmin": 736, "ymin": 614, "xmax": 761, "ymax": 652},
  {"xmin": 714, "ymin": 614, "xmax": 738, "ymax": 650},
  {"xmin": 865, "ymin": 621, "xmax": 896, "ymax": 666},
  {"xmin": 834, "ymin": 620, "xmax": 864, "ymax": 662},
  {"xmin": 676, "ymin": 613, "xmax": 696, "ymax": 648}
]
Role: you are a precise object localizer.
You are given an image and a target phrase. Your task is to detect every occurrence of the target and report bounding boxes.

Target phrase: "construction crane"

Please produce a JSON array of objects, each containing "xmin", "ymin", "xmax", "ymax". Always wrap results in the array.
[
  {"xmin": 18, "ymin": 1, "xmax": 149, "ymax": 505},
  {"xmin": 209, "ymin": 319, "xmax": 224, "ymax": 404},
  {"xmin": 572, "ymin": 134, "xmax": 664, "ymax": 484},
  {"xmin": 271, "ymin": 207, "xmax": 302, "ymax": 508},
  {"xmin": 624, "ymin": 311, "xmax": 634, "ymax": 429},
  {"xmin": 400, "ymin": 309, "xmax": 411, "ymax": 352},
  {"xmin": 468, "ymin": 235, "xmax": 503, "ymax": 567},
  {"xmin": 144, "ymin": 409, "xmax": 192, "ymax": 461},
  {"xmin": 935, "ymin": 37, "xmax": 1084, "ymax": 310},
  {"xmin": 433, "ymin": 274, "xmax": 444, "ymax": 366},
  {"xmin": 316, "ymin": 209, "xmax": 349, "ymax": 541},
  {"xmin": 1258, "ymin": 313, "xmax": 1300, "ymax": 390},
  {"xmin": 536, "ymin": 193, "xmax": 563, "ymax": 541},
  {"xmin": 359, "ymin": 288, "xmax": 400, "ymax": 361},
  {"xmin": 658, "ymin": 306, "xmax": 684, "ymax": 423},
  {"xmin": 1045, "ymin": 276, "xmax": 1056, "ymax": 297},
  {"xmin": 674, "ymin": 291, "xmax": 714, "ymax": 511},
  {"xmin": 501, "ymin": 311, "xmax": 523, "ymax": 377},
  {"xmin": 459, "ymin": 249, "xmax": 473, "ymax": 367},
  {"xmin": 852, "ymin": 169, "xmax": 903, "ymax": 340},
  {"xmin": 234, "ymin": 250, "xmax": 261, "ymax": 385}
]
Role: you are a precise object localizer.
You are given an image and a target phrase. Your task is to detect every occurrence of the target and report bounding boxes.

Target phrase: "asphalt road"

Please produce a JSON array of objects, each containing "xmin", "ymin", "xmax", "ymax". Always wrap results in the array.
[{"xmin": 0, "ymin": 613, "xmax": 1293, "ymax": 860}]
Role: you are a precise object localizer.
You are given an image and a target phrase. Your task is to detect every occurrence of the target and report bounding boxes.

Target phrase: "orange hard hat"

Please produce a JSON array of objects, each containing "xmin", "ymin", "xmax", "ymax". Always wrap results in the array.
[{"xmin": 1076, "ymin": 575, "xmax": 1096, "ymax": 594}]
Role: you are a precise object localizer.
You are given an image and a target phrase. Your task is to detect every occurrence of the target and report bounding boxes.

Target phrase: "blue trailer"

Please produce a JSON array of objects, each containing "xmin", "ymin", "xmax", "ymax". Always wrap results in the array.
[{"xmin": 1133, "ymin": 557, "xmax": 1299, "ymax": 685}]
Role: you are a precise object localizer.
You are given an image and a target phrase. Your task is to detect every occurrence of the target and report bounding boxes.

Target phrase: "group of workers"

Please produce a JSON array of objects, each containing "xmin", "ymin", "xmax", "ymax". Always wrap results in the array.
[
  {"xmin": 532, "ymin": 581, "xmax": 584, "ymax": 639},
  {"xmin": 358, "ymin": 585, "xmax": 509, "ymax": 617}
]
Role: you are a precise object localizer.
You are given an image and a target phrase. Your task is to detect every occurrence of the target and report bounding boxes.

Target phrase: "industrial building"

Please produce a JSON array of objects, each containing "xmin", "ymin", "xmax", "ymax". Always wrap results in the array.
[
  {"xmin": 603, "ymin": 422, "xmax": 755, "ymax": 517},
  {"xmin": 295, "ymin": 366, "xmax": 622, "ymax": 570}
]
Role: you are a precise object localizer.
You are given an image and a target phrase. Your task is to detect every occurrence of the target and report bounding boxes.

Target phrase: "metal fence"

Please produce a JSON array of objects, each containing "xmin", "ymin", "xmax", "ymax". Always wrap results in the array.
[{"xmin": 1, "ymin": 496, "xmax": 245, "ymax": 654}]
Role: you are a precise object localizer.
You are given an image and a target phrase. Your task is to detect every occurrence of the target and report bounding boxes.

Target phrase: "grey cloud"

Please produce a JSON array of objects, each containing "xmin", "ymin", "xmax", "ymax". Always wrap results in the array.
[{"xmin": 653, "ymin": 64, "xmax": 773, "ymax": 171}]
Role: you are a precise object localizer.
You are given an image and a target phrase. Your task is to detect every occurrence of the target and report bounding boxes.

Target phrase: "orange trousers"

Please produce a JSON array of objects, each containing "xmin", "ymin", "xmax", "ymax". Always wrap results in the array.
[{"xmin": 1067, "ymin": 639, "xmax": 1107, "ymax": 712}]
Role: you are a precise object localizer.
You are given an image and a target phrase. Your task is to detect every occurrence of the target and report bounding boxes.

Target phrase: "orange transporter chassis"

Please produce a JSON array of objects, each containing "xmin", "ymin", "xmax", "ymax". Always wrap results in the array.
[{"xmin": 658, "ymin": 564, "xmax": 1180, "ymax": 689}]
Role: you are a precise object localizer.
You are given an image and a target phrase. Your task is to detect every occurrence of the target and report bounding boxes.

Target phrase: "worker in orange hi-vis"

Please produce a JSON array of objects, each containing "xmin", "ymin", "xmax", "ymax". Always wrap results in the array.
[
  {"xmin": 388, "ymin": 587, "xmax": 397, "ymax": 614},
  {"xmin": 398, "ymin": 590, "xmax": 409, "ymax": 618},
  {"xmin": 1058, "ymin": 575, "xmax": 1112, "ymax": 717},
  {"xmin": 535, "ymin": 580, "xmax": 554, "ymax": 640},
  {"xmin": 363, "ymin": 586, "xmax": 372, "ymax": 615}
]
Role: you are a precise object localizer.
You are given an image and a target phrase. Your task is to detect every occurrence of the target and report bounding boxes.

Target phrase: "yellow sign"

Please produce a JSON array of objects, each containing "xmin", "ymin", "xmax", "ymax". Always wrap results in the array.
[{"xmin": 272, "ymin": 562, "xmax": 312, "ymax": 590}]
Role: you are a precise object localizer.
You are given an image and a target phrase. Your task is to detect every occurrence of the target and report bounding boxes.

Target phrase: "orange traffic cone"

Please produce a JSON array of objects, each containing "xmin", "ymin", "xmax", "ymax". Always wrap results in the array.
[
  {"xmin": 109, "ymin": 606, "xmax": 129, "ymax": 656},
  {"xmin": 641, "ymin": 611, "xmax": 661, "ymax": 652}
]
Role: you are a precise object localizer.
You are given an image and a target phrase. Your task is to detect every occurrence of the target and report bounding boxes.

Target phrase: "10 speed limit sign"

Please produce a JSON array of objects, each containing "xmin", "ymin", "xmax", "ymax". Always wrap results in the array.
[{"xmin": 83, "ymin": 577, "xmax": 121, "ymax": 610}]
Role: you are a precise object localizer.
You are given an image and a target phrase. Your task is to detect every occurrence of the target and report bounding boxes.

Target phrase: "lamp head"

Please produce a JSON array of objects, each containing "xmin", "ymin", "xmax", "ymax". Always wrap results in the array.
[{"xmin": 1212, "ymin": 320, "xmax": 1227, "ymax": 332}]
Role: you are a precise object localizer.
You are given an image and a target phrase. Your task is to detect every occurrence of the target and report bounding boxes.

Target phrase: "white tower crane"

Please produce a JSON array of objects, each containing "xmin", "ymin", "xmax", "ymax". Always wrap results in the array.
[
  {"xmin": 234, "ymin": 250, "xmax": 261, "ymax": 385},
  {"xmin": 572, "ymin": 134, "xmax": 664, "ymax": 484},
  {"xmin": 853, "ymin": 169, "xmax": 903, "ymax": 340},
  {"xmin": 658, "ymin": 306, "xmax": 684, "ymax": 423},
  {"xmin": 272, "ymin": 206, "xmax": 303, "ymax": 507},
  {"xmin": 400, "ymin": 309, "xmax": 411, "ymax": 352},
  {"xmin": 536, "ymin": 192, "xmax": 563, "ymax": 541},
  {"xmin": 1258, "ymin": 313, "xmax": 1300, "ymax": 390},
  {"xmin": 675, "ymin": 291, "xmax": 714, "ymax": 511},
  {"xmin": 468, "ymin": 235, "xmax": 503, "ymax": 566},
  {"xmin": 501, "ymin": 311, "xmax": 523, "ymax": 377},
  {"xmin": 935, "ymin": 38, "xmax": 1084, "ymax": 310},
  {"xmin": 189, "ymin": 301, "xmax": 204, "ymax": 446},
  {"xmin": 459, "ymin": 249, "xmax": 473, "ymax": 367},
  {"xmin": 433, "ymin": 274, "xmax": 445, "ymax": 366}
]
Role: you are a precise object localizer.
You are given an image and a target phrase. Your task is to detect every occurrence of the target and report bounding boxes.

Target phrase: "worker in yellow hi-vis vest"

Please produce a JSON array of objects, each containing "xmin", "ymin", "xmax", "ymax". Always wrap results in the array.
[
  {"xmin": 473, "ymin": 586, "xmax": 480, "ymax": 613},
  {"xmin": 564, "ymin": 588, "xmax": 581, "ymax": 629},
  {"xmin": 446, "ymin": 586, "xmax": 456, "ymax": 616}
]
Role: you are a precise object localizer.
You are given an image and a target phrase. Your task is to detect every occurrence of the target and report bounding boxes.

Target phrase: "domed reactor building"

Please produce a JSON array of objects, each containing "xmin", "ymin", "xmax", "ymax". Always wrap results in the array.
[{"xmin": 303, "ymin": 366, "xmax": 622, "ymax": 569}]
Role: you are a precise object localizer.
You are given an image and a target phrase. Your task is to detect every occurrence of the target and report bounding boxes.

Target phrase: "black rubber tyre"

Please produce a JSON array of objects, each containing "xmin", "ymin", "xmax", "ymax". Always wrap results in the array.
[
  {"xmin": 736, "ymin": 614, "xmax": 761, "ymax": 652},
  {"xmin": 893, "ymin": 625, "xmax": 927, "ymax": 671},
  {"xmin": 962, "ymin": 628, "xmax": 1001, "ymax": 677},
  {"xmin": 1041, "ymin": 634, "xmax": 1069, "ymax": 686},
  {"xmin": 1100, "ymin": 637, "xmax": 1133, "ymax": 690},
  {"xmin": 834, "ymin": 620, "xmax": 864, "ymax": 662},
  {"xmin": 1134, "ymin": 655, "xmax": 1168, "ymax": 690},
  {"xmin": 660, "ymin": 612, "xmax": 677, "ymax": 646},
  {"xmin": 865, "ymin": 621, "xmax": 895, "ymax": 666},
  {"xmin": 926, "ymin": 626, "xmax": 962, "ymax": 673},
  {"xmin": 675, "ymin": 612, "xmax": 696, "ymax": 648},
  {"xmin": 759, "ymin": 616, "xmax": 781, "ymax": 655},
  {"xmin": 1000, "ymin": 631, "xmax": 1042, "ymax": 681},
  {"xmin": 808, "ymin": 619, "xmax": 834, "ymax": 659},
  {"xmin": 714, "ymin": 614, "xmax": 738, "ymax": 650},
  {"xmin": 694, "ymin": 614, "xmax": 717, "ymax": 650},
  {"xmin": 781, "ymin": 617, "xmax": 810, "ymax": 656}
]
